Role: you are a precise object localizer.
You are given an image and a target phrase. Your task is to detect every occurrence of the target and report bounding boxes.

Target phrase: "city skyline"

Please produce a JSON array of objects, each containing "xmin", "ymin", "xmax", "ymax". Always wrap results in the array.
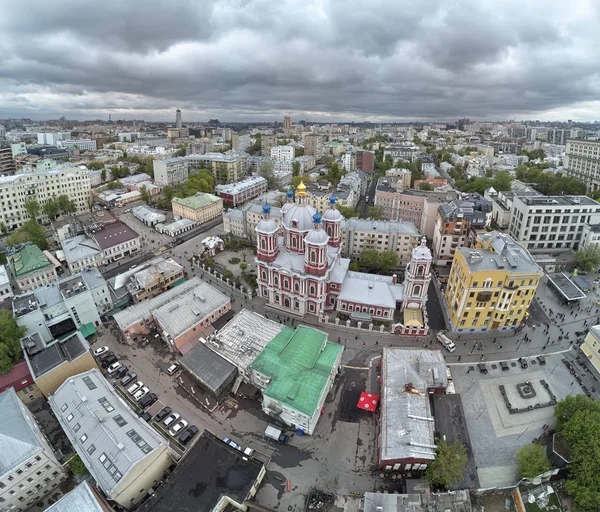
[{"xmin": 1, "ymin": 0, "xmax": 600, "ymax": 122}]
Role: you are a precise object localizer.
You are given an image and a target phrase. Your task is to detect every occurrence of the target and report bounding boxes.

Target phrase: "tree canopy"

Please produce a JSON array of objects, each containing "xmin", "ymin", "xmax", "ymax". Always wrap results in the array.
[
  {"xmin": 367, "ymin": 206, "xmax": 384, "ymax": 220},
  {"xmin": 6, "ymin": 221, "xmax": 49, "ymax": 250},
  {"xmin": 337, "ymin": 205, "xmax": 358, "ymax": 219},
  {"xmin": 574, "ymin": 246, "xmax": 600, "ymax": 272},
  {"xmin": 554, "ymin": 395, "xmax": 600, "ymax": 511},
  {"xmin": 424, "ymin": 439, "xmax": 468, "ymax": 490},
  {"xmin": 516, "ymin": 444, "xmax": 551, "ymax": 478},
  {"xmin": 24, "ymin": 198, "xmax": 41, "ymax": 221},
  {"xmin": 259, "ymin": 161, "xmax": 277, "ymax": 189},
  {"xmin": 0, "ymin": 310, "xmax": 26, "ymax": 374},
  {"xmin": 359, "ymin": 250, "xmax": 398, "ymax": 272}
]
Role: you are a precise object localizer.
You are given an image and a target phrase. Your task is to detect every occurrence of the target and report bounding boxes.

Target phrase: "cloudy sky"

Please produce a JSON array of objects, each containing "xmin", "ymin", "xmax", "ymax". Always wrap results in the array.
[{"xmin": 1, "ymin": 0, "xmax": 599, "ymax": 122}]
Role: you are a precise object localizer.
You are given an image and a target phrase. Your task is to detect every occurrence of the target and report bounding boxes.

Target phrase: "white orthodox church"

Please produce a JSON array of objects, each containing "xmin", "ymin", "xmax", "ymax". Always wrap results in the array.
[{"xmin": 255, "ymin": 182, "xmax": 432, "ymax": 335}]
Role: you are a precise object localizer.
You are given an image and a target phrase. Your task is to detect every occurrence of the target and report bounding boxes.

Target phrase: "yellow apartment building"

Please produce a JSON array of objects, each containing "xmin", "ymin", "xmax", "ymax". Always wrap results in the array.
[{"xmin": 444, "ymin": 231, "xmax": 543, "ymax": 332}]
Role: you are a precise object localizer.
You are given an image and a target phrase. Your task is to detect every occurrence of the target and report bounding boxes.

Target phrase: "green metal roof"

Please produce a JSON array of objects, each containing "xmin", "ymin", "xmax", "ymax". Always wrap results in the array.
[
  {"xmin": 251, "ymin": 326, "xmax": 342, "ymax": 416},
  {"xmin": 172, "ymin": 193, "xmax": 222, "ymax": 210},
  {"xmin": 9, "ymin": 243, "xmax": 53, "ymax": 278}
]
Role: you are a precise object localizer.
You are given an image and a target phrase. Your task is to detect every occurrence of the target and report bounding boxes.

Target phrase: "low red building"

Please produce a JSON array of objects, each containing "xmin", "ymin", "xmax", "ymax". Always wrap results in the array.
[
  {"xmin": 378, "ymin": 348, "xmax": 447, "ymax": 472},
  {"xmin": 0, "ymin": 360, "xmax": 41, "ymax": 404}
]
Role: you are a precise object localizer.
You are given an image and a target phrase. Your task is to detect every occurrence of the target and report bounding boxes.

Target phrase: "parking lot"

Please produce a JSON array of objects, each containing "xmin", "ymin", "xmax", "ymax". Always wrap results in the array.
[{"xmin": 90, "ymin": 322, "xmax": 390, "ymax": 511}]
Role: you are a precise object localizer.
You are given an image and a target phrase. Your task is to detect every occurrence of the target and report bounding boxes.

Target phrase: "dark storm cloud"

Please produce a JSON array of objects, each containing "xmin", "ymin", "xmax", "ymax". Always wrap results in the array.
[{"xmin": 0, "ymin": 0, "xmax": 598, "ymax": 121}]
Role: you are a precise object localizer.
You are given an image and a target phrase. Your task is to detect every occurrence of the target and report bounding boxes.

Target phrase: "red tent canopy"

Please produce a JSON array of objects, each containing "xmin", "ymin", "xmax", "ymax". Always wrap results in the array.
[{"xmin": 357, "ymin": 391, "xmax": 379, "ymax": 412}]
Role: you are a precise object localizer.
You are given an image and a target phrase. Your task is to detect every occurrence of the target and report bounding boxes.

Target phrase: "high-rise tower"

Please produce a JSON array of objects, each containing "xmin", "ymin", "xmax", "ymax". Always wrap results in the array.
[{"xmin": 175, "ymin": 109, "xmax": 182, "ymax": 128}]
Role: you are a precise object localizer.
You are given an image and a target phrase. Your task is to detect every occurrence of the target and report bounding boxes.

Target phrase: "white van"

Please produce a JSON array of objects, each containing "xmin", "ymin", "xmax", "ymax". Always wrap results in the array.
[
  {"xmin": 167, "ymin": 363, "xmax": 179, "ymax": 376},
  {"xmin": 436, "ymin": 331, "xmax": 456, "ymax": 352}
]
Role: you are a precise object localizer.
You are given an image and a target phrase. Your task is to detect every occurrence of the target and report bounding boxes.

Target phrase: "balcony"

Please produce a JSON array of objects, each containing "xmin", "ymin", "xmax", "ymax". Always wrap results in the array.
[
  {"xmin": 475, "ymin": 292, "xmax": 493, "ymax": 302},
  {"xmin": 503, "ymin": 282, "xmax": 518, "ymax": 290}
]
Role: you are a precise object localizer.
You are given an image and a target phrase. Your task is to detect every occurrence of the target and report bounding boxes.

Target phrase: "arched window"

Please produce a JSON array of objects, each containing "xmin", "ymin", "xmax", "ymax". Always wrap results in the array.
[
  {"xmin": 416, "ymin": 265, "xmax": 424, "ymax": 277},
  {"xmin": 327, "ymin": 226, "xmax": 332, "ymax": 236},
  {"xmin": 413, "ymin": 285, "xmax": 421, "ymax": 296},
  {"xmin": 261, "ymin": 238, "xmax": 266, "ymax": 250},
  {"xmin": 311, "ymin": 251, "xmax": 316, "ymax": 262},
  {"xmin": 261, "ymin": 271, "xmax": 267, "ymax": 280},
  {"xmin": 483, "ymin": 278, "xmax": 493, "ymax": 288},
  {"xmin": 310, "ymin": 285, "xmax": 316, "ymax": 295},
  {"xmin": 292, "ymin": 237, "xmax": 297, "ymax": 248},
  {"xmin": 294, "ymin": 282, "xmax": 299, "ymax": 292}
]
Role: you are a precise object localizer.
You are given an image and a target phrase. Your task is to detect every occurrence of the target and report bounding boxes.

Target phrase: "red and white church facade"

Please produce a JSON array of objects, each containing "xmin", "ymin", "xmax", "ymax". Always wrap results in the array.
[{"xmin": 255, "ymin": 182, "xmax": 432, "ymax": 335}]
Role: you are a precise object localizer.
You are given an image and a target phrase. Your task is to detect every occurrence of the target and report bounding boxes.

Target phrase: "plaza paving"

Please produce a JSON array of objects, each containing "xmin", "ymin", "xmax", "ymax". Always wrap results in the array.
[{"xmin": 452, "ymin": 352, "xmax": 577, "ymax": 488}]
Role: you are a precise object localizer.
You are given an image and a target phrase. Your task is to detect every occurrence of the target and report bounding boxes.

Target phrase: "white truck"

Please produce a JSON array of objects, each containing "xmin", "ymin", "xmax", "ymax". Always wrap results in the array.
[
  {"xmin": 265, "ymin": 425, "xmax": 289, "ymax": 444},
  {"xmin": 436, "ymin": 331, "xmax": 456, "ymax": 352}
]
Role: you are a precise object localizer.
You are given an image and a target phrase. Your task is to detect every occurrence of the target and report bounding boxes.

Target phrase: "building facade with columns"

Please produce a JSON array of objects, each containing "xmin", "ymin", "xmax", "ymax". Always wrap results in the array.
[{"xmin": 255, "ymin": 183, "xmax": 432, "ymax": 334}]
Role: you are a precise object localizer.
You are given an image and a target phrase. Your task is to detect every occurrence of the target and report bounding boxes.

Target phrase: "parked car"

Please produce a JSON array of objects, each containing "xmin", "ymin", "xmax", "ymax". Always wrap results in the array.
[
  {"xmin": 537, "ymin": 355, "xmax": 547, "ymax": 365},
  {"xmin": 169, "ymin": 420, "xmax": 188, "ymax": 437},
  {"xmin": 478, "ymin": 363, "xmax": 488, "ymax": 374},
  {"xmin": 500, "ymin": 361, "xmax": 510, "ymax": 371},
  {"xmin": 133, "ymin": 386, "xmax": 149, "ymax": 401},
  {"xmin": 121, "ymin": 372, "xmax": 137, "ymax": 386},
  {"xmin": 167, "ymin": 363, "xmax": 179, "ymax": 376},
  {"xmin": 94, "ymin": 346, "xmax": 109, "ymax": 356},
  {"xmin": 107, "ymin": 362, "xmax": 121, "ymax": 374},
  {"xmin": 178, "ymin": 425, "xmax": 199, "ymax": 445},
  {"xmin": 155, "ymin": 406, "xmax": 172, "ymax": 422},
  {"xmin": 139, "ymin": 393, "xmax": 158, "ymax": 409},
  {"xmin": 127, "ymin": 381, "xmax": 143, "ymax": 395},
  {"xmin": 99, "ymin": 351, "xmax": 114, "ymax": 361},
  {"xmin": 102, "ymin": 355, "xmax": 118, "ymax": 369},
  {"xmin": 163, "ymin": 413, "xmax": 181, "ymax": 427},
  {"xmin": 519, "ymin": 357, "xmax": 529, "ymax": 369},
  {"xmin": 223, "ymin": 437, "xmax": 242, "ymax": 451},
  {"xmin": 114, "ymin": 366, "xmax": 128, "ymax": 379},
  {"xmin": 139, "ymin": 412, "xmax": 152, "ymax": 423}
]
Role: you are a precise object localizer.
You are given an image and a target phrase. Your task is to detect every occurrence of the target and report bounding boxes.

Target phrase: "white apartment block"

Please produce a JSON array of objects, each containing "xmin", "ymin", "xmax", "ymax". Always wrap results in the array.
[
  {"xmin": 295, "ymin": 155, "xmax": 317, "ymax": 173},
  {"xmin": 153, "ymin": 157, "xmax": 189, "ymax": 186},
  {"xmin": 14, "ymin": 268, "xmax": 111, "ymax": 343},
  {"xmin": 341, "ymin": 218, "xmax": 421, "ymax": 265},
  {"xmin": 0, "ymin": 388, "xmax": 66, "ymax": 512},
  {"xmin": 0, "ymin": 165, "xmax": 91, "ymax": 229},
  {"xmin": 565, "ymin": 139, "xmax": 600, "ymax": 191},
  {"xmin": 580, "ymin": 223, "xmax": 600, "ymax": 250},
  {"xmin": 342, "ymin": 152, "xmax": 356, "ymax": 171},
  {"xmin": 223, "ymin": 209, "xmax": 246, "ymax": 238},
  {"xmin": 508, "ymin": 195, "xmax": 600, "ymax": 251},
  {"xmin": 36, "ymin": 132, "xmax": 71, "ymax": 145},
  {"xmin": 383, "ymin": 145, "xmax": 420, "ymax": 163},
  {"xmin": 0, "ymin": 265, "xmax": 12, "ymax": 302},
  {"xmin": 57, "ymin": 139, "xmax": 97, "ymax": 151},
  {"xmin": 49, "ymin": 369, "xmax": 173, "ymax": 508},
  {"xmin": 270, "ymin": 145, "xmax": 295, "ymax": 162}
]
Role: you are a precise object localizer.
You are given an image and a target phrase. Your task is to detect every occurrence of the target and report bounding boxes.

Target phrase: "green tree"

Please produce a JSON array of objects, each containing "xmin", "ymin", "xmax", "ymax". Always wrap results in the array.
[
  {"xmin": 100, "ymin": 168, "xmax": 107, "ymax": 182},
  {"xmin": 292, "ymin": 161, "xmax": 301, "ymax": 177},
  {"xmin": 348, "ymin": 261, "xmax": 360, "ymax": 271},
  {"xmin": 7, "ymin": 222, "xmax": 49, "ymax": 250},
  {"xmin": 259, "ymin": 161, "xmax": 277, "ymax": 189},
  {"xmin": 419, "ymin": 182, "xmax": 433, "ymax": 191},
  {"xmin": 86, "ymin": 161, "xmax": 104, "ymax": 170},
  {"xmin": 0, "ymin": 221, "xmax": 7, "ymax": 235},
  {"xmin": 223, "ymin": 270, "xmax": 234, "ymax": 281},
  {"xmin": 140, "ymin": 185, "xmax": 151, "ymax": 204},
  {"xmin": 240, "ymin": 263, "xmax": 248, "ymax": 272},
  {"xmin": 367, "ymin": 206, "xmax": 384, "ymax": 220},
  {"xmin": 42, "ymin": 198, "xmax": 59, "ymax": 220},
  {"xmin": 68, "ymin": 454, "xmax": 88, "ymax": 477},
  {"xmin": 57, "ymin": 194, "xmax": 77, "ymax": 215},
  {"xmin": 424, "ymin": 440, "xmax": 468, "ymax": 490},
  {"xmin": 574, "ymin": 246, "xmax": 600, "ymax": 272},
  {"xmin": 378, "ymin": 251, "xmax": 398, "ymax": 272},
  {"xmin": 359, "ymin": 249, "xmax": 379, "ymax": 270},
  {"xmin": 492, "ymin": 171, "xmax": 513, "ymax": 191},
  {"xmin": 24, "ymin": 198, "xmax": 41, "ymax": 221},
  {"xmin": 516, "ymin": 444, "xmax": 551, "ymax": 478},
  {"xmin": 0, "ymin": 310, "xmax": 26, "ymax": 374},
  {"xmin": 337, "ymin": 205, "xmax": 358, "ymax": 218},
  {"xmin": 175, "ymin": 145, "xmax": 187, "ymax": 157},
  {"xmin": 554, "ymin": 395, "xmax": 600, "ymax": 511},
  {"xmin": 325, "ymin": 162, "xmax": 346, "ymax": 188}
]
